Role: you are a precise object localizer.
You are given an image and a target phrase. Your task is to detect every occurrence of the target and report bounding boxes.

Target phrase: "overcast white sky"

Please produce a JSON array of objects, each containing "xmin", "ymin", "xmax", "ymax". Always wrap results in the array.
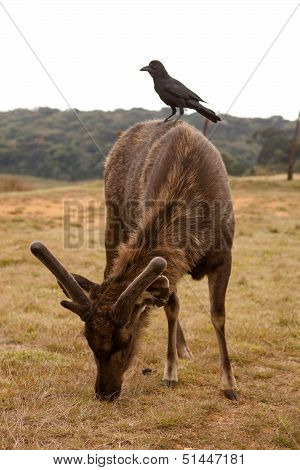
[{"xmin": 0, "ymin": 0, "xmax": 299, "ymax": 119}]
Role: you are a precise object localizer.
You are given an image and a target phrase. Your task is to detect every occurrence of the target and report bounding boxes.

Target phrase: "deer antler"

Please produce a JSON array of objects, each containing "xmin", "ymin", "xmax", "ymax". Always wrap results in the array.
[{"xmin": 30, "ymin": 241, "xmax": 92, "ymax": 321}]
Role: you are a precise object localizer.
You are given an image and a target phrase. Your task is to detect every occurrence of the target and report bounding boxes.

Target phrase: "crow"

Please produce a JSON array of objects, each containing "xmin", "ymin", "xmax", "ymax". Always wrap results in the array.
[{"xmin": 140, "ymin": 60, "xmax": 221, "ymax": 123}]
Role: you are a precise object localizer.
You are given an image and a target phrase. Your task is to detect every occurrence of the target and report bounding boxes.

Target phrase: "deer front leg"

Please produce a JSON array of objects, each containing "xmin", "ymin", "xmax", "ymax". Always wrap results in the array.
[{"xmin": 163, "ymin": 292, "xmax": 179, "ymax": 387}]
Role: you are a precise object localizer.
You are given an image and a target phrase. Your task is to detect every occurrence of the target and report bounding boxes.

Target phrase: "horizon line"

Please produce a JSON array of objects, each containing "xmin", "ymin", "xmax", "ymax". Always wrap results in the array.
[{"xmin": 0, "ymin": 106, "xmax": 296, "ymax": 122}]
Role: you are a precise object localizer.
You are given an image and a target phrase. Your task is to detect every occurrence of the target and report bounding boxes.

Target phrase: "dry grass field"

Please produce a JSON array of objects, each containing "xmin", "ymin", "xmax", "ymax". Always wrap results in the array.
[{"xmin": 0, "ymin": 174, "xmax": 299, "ymax": 450}]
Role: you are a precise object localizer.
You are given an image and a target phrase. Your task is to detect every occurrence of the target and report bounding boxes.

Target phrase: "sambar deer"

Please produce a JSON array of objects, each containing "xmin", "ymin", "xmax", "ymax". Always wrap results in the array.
[{"xmin": 30, "ymin": 119, "xmax": 237, "ymax": 401}]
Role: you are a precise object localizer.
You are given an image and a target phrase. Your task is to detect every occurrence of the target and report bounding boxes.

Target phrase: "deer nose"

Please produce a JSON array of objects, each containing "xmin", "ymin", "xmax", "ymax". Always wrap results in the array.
[
  {"xmin": 95, "ymin": 380, "xmax": 122, "ymax": 401},
  {"xmin": 96, "ymin": 389, "xmax": 121, "ymax": 402}
]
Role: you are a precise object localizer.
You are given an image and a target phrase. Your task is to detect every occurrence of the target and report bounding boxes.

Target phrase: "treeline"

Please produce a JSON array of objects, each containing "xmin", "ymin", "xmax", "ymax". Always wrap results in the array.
[{"xmin": 0, "ymin": 107, "xmax": 298, "ymax": 180}]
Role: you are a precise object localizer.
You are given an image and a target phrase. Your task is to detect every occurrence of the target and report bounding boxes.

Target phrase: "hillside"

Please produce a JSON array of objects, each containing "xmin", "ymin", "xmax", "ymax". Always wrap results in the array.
[{"xmin": 0, "ymin": 107, "xmax": 297, "ymax": 180}]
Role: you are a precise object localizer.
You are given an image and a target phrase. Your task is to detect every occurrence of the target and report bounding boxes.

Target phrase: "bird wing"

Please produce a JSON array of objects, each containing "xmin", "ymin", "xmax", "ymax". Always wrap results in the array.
[{"xmin": 165, "ymin": 79, "xmax": 206, "ymax": 103}]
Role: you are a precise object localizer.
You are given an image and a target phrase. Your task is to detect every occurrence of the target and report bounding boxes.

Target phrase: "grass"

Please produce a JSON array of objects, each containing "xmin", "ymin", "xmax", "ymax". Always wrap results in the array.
[
  {"xmin": 0, "ymin": 173, "xmax": 71, "ymax": 192},
  {"xmin": 0, "ymin": 174, "xmax": 299, "ymax": 450}
]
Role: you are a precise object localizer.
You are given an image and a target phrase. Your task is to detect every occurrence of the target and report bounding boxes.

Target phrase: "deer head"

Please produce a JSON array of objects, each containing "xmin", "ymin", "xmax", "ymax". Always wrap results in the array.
[{"xmin": 30, "ymin": 241, "xmax": 169, "ymax": 401}]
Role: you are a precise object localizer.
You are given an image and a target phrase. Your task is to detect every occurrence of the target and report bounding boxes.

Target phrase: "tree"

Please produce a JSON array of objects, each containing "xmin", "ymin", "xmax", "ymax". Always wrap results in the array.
[{"xmin": 287, "ymin": 111, "xmax": 300, "ymax": 181}]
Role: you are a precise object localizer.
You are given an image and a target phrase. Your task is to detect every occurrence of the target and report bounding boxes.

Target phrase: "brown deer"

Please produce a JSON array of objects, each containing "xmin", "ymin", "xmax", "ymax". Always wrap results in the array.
[{"xmin": 30, "ymin": 119, "xmax": 237, "ymax": 401}]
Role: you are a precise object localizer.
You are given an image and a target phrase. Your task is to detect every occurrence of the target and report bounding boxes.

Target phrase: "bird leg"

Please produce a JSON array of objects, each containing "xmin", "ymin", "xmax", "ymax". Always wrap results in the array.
[
  {"xmin": 175, "ymin": 107, "xmax": 184, "ymax": 121},
  {"xmin": 163, "ymin": 107, "xmax": 177, "ymax": 122}
]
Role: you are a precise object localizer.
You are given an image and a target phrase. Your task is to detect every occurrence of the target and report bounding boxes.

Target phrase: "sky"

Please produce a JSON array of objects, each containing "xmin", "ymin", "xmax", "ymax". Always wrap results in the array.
[{"xmin": 0, "ymin": 0, "xmax": 299, "ymax": 119}]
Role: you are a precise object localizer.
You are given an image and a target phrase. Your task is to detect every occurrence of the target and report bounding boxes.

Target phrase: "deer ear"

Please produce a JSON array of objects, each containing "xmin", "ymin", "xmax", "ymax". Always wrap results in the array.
[{"xmin": 140, "ymin": 275, "xmax": 170, "ymax": 307}]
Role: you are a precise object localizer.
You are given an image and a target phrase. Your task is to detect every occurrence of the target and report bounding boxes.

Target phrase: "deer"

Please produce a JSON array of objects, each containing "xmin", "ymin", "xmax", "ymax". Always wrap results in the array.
[{"xmin": 30, "ymin": 119, "xmax": 238, "ymax": 401}]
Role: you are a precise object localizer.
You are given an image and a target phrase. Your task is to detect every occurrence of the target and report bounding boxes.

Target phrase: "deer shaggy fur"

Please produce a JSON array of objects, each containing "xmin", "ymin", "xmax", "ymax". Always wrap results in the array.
[{"xmin": 105, "ymin": 119, "xmax": 234, "ymax": 283}]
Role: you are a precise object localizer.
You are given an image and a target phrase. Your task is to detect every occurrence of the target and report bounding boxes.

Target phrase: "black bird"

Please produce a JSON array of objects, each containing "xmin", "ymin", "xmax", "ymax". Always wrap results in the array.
[{"xmin": 140, "ymin": 60, "xmax": 221, "ymax": 123}]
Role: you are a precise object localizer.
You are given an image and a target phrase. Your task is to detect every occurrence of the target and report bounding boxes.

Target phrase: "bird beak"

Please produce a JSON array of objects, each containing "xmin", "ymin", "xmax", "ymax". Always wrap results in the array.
[{"xmin": 140, "ymin": 66, "xmax": 150, "ymax": 72}]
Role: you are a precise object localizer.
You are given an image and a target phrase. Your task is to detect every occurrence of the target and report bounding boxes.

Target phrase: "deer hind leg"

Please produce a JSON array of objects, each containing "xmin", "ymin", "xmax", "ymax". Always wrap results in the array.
[
  {"xmin": 163, "ymin": 292, "xmax": 192, "ymax": 386},
  {"xmin": 208, "ymin": 255, "xmax": 238, "ymax": 400},
  {"xmin": 177, "ymin": 320, "xmax": 193, "ymax": 360}
]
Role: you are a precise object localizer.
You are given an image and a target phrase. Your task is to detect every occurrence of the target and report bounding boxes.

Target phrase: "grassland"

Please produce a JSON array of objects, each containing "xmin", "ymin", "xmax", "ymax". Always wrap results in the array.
[
  {"xmin": 0, "ymin": 174, "xmax": 299, "ymax": 450},
  {"xmin": 0, "ymin": 173, "xmax": 71, "ymax": 192}
]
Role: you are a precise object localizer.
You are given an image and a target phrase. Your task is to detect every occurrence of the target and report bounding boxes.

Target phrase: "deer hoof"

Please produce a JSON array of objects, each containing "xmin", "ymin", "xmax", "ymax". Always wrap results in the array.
[
  {"xmin": 224, "ymin": 389, "xmax": 238, "ymax": 401},
  {"xmin": 177, "ymin": 347, "xmax": 193, "ymax": 360},
  {"xmin": 162, "ymin": 379, "xmax": 177, "ymax": 388}
]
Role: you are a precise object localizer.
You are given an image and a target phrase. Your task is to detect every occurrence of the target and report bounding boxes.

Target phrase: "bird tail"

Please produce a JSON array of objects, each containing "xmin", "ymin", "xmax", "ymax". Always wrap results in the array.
[{"xmin": 188, "ymin": 101, "xmax": 221, "ymax": 123}]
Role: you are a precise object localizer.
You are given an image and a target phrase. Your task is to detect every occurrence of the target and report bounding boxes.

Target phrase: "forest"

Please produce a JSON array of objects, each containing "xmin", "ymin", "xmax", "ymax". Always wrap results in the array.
[{"xmin": 0, "ymin": 107, "xmax": 298, "ymax": 181}]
